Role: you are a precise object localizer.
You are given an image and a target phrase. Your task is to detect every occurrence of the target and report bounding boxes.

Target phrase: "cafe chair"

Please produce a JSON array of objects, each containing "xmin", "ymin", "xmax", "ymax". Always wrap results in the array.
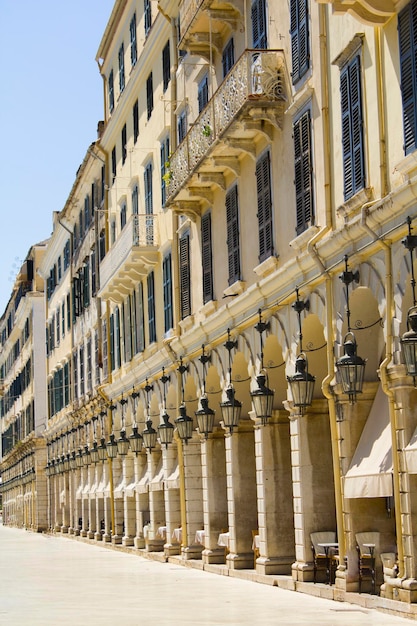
[
  {"xmin": 252, "ymin": 530, "xmax": 260, "ymax": 569},
  {"xmin": 355, "ymin": 531, "xmax": 380, "ymax": 594},
  {"xmin": 310, "ymin": 531, "xmax": 337, "ymax": 584}
]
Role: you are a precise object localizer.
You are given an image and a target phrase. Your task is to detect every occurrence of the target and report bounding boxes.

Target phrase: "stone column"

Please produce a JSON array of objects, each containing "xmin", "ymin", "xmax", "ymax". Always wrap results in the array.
[
  {"xmin": 253, "ymin": 411, "xmax": 295, "ymax": 574},
  {"xmin": 224, "ymin": 420, "xmax": 258, "ymax": 570},
  {"xmin": 181, "ymin": 435, "xmax": 204, "ymax": 560},
  {"xmin": 123, "ymin": 455, "xmax": 135, "ymax": 546},
  {"xmin": 147, "ymin": 451, "xmax": 165, "ymax": 552},
  {"xmin": 134, "ymin": 454, "xmax": 148, "ymax": 549},
  {"xmin": 163, "ymin": 445, "xmax": 181, "ymax": 556},
  {"xmin": 201, "ymin": 430, "xmax": 228, "ymax": 565}
]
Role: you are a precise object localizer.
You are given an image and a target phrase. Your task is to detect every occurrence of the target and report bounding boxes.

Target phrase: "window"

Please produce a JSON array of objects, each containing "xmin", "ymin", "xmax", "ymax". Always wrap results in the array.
[
  {"xmin": 74, "ymin": 349, "xmax": 79, "ymax": 399},
  {"xmin": 294, "ymin": 109, "xmax": 314, "ymax": 234},
  {"xmin": 86, "ymin": 338, "xmax": 92, "ymax": 392},
  {"xmin": 163, "ymin": 253, "xmax": 173, "ymax": 332},
  {"xmin": 132, "ymin": 184, "xmax": 139, "ymax": 215},
  {"xmin": 120, "ymin": 203, "xmax": 127, "ymax": 230},
  {"xmin": 256, "ymin": 152, "xmax": 274, "ymax": 262},
  {"xmin": 147, "ymin": 272, "xmax": 156, "ymax": 343},
  {"xmin": 226, "ymin": 186, "xmax": 241, "ymax": 285},
  {"xmin": 63, "ymin": 240, "xmax": 70, "ymax": 270},
  {"xmin": 146, "ymin": 72, "xmax": 154, "ymax": 119},
  {"xmin": 179, "ymin": 233, "xmax": 191, "ymax": 319},
  {"xmin": 119, "ymin": 43, "xmax": 125, "ymax": 92},
  {"xmin": 252, "ymin": 0, "xmax": 267, "ymax": 49},
  {"xmin": 162, "ymin": 40, "xmax": 171, "ymax": 92},
  {"xmin": 61, "ymin": 302, "xmax": 65, "ymax": 337},
  {"xmin": 198, "ymin": 74, "xmax": 209, "ymax": 113},
  {"xmin": 201, "ymin": 212, "xmax": 213, "ymax": 303},
  {"xmin": 109, "ymin": 70, "xmax": 114, "ymax": 112},
  {"xmin": 94, "ymin": 330, "xmax": 100, "ymax": 387},
  {"xmin": 130, "ymin": 13, "xmax": 137, "ymax": 66},
  {"xmin": 84, "ymin": 194, "xmax": 90, "ymax": 231},
  {"xmin": 290, "ymin": 0, "xmax": 309, "ymax": 84},
  {"xmin": 144, "ymin": 162, "xmax": 153, "ymax": 215},
  {"xmin": 341, "ymin": 55, "xmax": 365, "ymax": 200},
  {"xmin": 144, "ymin": 0, "xmax": 152, "ymax": 35},
  {"xmin": 101, "ymin": 165, "xmax": 106, "ymax": 204},
  {"xmin": 134, "ymin": 283, "xmax": 145, "ymax": 353},
  {"xmin": 91, "ymin": 248, "xmax": 96, "ymax": 296},
  {"xmin": 83, "ymin": 259, "xmax": 90, "ymax": 310},
  {"xmin": 115, "ymin": 306, "xmax": 121, "ymax": 369},
  {"xmin": 56, "ymin": 309, "xmax": 60, "ymax": 345},
  {"xmin": 133, "ymin": 99, "xmax": 139, "ymax": 143},
  {"xmin": 102, "ymin": 319, "xmax": 108, "ymax": 380},
  {"xmin": 222, "ymin": 38, "xmax": 235, "ymax": 77},
  {"xmin": 123, "ymin": 296, "xmax": 133, "ymax": 363},
  {"xmin": 111, "ymin": 146, "xmax": 116, "ymax": 182},
  {"xmin": 79, "ymin": 345, "xmax": 85, "ymax": 397},
  {"xmin": 99, "ymin": 230, "xmax": 106, "ymax": 261},
  {"xmin": 177, "ymin": 109, "xmax": 187, "ymax": 144},
  {"xmin": 160, "ymin": 136, "xmax": 170, "ymax": 207},
  {"xmin": 57, "ymin": 256, "xmax": 62, "ymax": 281},
  {"xmin": 122, "ymin": 124, "xmax": 127, "ymax": 165},
  {"xmin": 399, "ymin": 0, "xmax": 417, "ymax": 155},
  {"xmin": 111, "ymin": 220, "xmax": 116, "ymax": 244}
]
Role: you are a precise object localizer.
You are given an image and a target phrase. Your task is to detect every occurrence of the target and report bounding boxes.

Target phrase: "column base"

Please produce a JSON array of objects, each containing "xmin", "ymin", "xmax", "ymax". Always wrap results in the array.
[
  {"xmin": 87, "ymin": 531, "xmax": 95, "ymax": 539},
  {"xmin": 122, "ymin": 536, "xmax": 134, "ymax": 547},
  {"xmin": 102, "ymin": 533, "xmax": 111, "ymax": 543},
  {"xmin": 94, "ymin": 532, "xmax": 102, "ymax": 541},
  {"xmin": 134, "ymin": 536, "xmax": 145, "ymax": 549},
  {"xmin": 61, "ymin": 526, "xmax": 69, "ymax": 534},
  {"xmin": 255, "ymin": 555, "xmax": 293, "ymax": 575},
  {"xmin": 292, "ymin": 561, "xmax": 314, "ymax": 582},
  {"xmin": 112, "ymin": 534, "xmax": 122, "ymax": 545},
  {"xmin": 164, "ymin": 542, "xmax": 181, "ymax": 557},
  {"xmin": 146, "ymin": 538, "xmax": 165, "ymax": 552},
  {"xmin": 202, "ymin": 548, "xmax": 226, "ymax": 565},
  {"xmin": 80, "ymin": 530, "xmax": 88, "ymax": 537},
  {"xmin": 182, "ymin": 545, "xmax": 203, "ymax": 560},
  {"xmin": 226, "ymin": 552, "xmax": 254, "ymax": 570}
]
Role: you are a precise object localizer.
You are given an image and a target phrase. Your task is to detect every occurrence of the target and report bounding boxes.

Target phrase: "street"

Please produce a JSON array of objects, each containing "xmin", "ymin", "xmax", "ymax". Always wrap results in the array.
[{"xmin": 0, "ymin": 524, "xmax": 414, "ymax": 626}]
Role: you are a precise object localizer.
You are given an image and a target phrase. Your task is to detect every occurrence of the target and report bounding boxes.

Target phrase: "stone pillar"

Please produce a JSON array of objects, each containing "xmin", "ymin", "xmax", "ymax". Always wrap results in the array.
[
  {"xmin": 112, "ymin": 459, "xmax": 123, "ymax": 545},
  {"xmin": 253, "ymin": 412, "xmax": 295, "ymax": 574},
  {"xmin": 201, "ymin": 430, "xmax": 228, "ymax": 565},
  {"xmin": 224, "ymin": 420, "xmax": 257, "ymax": 570},
  {"xmin": 123, "ymin": 456, "xmax": 135, "ymax": 546},
  {"xmin": 181, "ymin": 435, "xmax": 204, "ymax": 560},
  {"xmin": 134, "ymin": 454, "xmax": 148, "ymax": 549},
  {"xmin": 147, "ymin": 451, "xmax": 165, "ymax": 552},
  {"xmin": 163, "ymin": 445, "xmax": 181, "ymax": 556},
  {"xmin": 103, "ymin": 464, "xmax": 112, "ymax": 542},
  {"xmin": 289, "ymin": 400, "xmax": 336, "ymax": 582},
  {"xmin": 80, "ymin": 467, "xmax": 89, "ymax": 537}
]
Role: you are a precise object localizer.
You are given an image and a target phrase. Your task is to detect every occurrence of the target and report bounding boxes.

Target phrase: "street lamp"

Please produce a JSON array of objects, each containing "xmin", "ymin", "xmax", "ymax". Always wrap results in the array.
[
  {"xmin": 195, "ymin": 345, "xmax": 215, "ymax": 438},
  {"xmin": 287, "ymin": 289, "xmax": 315, "ymax": 414},
  {"xmin": 220, "ymin": 330, "xmax": 242, "ymax": 433},
  {"xmin": 401, "ymin": 218, "xmax": 417, "ymax": 381},
  {"xmin": 251, "ymin": 310, "xmax": 274, "ymax": 425},
  {"xmin": 158, "ymin": 369, "xmax": 174, "ymax": 448},
  {"xmin": 175, "ymin": 358, "xmax": 193, "ymax": 444}
]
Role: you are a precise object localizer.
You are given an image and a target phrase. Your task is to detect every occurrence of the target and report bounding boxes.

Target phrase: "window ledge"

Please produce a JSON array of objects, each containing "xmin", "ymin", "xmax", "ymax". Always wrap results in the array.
[
  {"xmin": 199, "ymin": 299, "xmax": 218, "ymax": 317},
  {"xmin": 289, "ymin": 225, "xmax": 320, "ymax": 252},
  {"xmin": 336, "ymin": 187, "xmax": 374, "ymax": 222},
  {"xmin": 223, "ymin": 281, "xmax": 246, "ymax": 298},
  {"xmin": 179, "ymin": 315, "xmax": 195, "ymax": 333},
  {"xmin": 253, "ymin": 255, "xmax": 279, "ymax": 278},
  {"xmin": 393, "ymin": 150, "xmax": 417, "ymax": 180}
]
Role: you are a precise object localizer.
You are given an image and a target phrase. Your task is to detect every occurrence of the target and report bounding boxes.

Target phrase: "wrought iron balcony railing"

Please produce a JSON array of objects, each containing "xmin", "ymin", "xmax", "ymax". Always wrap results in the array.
[
  {"xmin": 99, "ymin": 214, "xmax": 159, "ymax": 300},
  {"xmin": 166, "ymin": 50, "xmax": 287, "ymax": 203}
]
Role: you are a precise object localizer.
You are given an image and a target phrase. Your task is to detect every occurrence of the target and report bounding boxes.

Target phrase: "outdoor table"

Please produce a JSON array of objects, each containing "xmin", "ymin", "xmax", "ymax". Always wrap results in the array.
[
  {"xmin": 172, "ymin": 527, "xmax": 182, "ymax": 543},
  {"xmin": 195, "ymin": 529, "xmax": 205, "ymax": 545},
  {"xmin": 217, "ymin": 531, "xmax": 230, "ymax": 549},
  {"xmin": 318, "ymin": 542, "xmax": 339, "ymax": 585}
]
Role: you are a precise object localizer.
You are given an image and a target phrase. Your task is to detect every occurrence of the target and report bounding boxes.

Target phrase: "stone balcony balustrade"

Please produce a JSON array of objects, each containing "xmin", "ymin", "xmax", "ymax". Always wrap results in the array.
[
  {"xmin": 166, "ymin": 49, "xmax": 288, "ymax": 210},
  {"xmin": 98, "ymin": 214, "xmax": 159, "ymax": 303}
]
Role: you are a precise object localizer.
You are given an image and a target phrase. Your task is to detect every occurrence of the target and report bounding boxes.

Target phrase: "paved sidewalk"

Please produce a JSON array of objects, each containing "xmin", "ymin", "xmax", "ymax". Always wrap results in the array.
[{"xmin": 0, "ymin": 524, "xmax": 414, "ymax": 626}]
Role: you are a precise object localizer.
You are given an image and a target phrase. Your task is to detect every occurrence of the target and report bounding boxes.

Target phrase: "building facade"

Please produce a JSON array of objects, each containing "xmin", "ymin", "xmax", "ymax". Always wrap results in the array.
[{"xmin": 3, "ymin": 0, "xmax": 417, "ymax": 613}]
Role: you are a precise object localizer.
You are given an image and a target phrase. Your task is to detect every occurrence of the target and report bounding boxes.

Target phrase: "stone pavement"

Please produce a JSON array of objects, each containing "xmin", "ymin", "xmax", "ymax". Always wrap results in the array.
[{"xmin": 0, "ymin": 524, "xmax": 414, "ymax": 626}]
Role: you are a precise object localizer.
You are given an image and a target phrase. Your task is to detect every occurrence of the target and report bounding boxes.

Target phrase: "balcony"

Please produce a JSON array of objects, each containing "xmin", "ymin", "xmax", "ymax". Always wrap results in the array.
[
  {"xmin": 316, "ymin": 0, "xmax": 399, "ymax": 24},
  {"xmin": 166, "ymin": 50, "xmax": 287, "ymax": 207},
  {"xmin": 99, "ymin": 214, "xmax": 159, "ymax": 303},
  {"xmin": 179, "ymin": 0, "xmax": 242, "ymax": 56}
]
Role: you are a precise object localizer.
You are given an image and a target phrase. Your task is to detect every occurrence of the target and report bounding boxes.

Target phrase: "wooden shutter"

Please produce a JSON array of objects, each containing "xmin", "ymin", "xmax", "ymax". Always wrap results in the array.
[
  {"xmin": 179, "ymin": 233, "xmax": 191, "ymax": 319},
  {"xmin": 147, "ymin": 273, "xmax": 156, "ymax": 343},
  {"xmin": 399, "ymin": 1, "xmax": 417, "ymax": 155},
  {"xmin": 252, "ymin": 0, "xmax": 267, "ymax": 49},
  {"xmin": 163, "ymin": 253, "xmax": 173, "ymax": 332},
  {"xmin": 294, "ymin": 110, "xmax": 313, "ymax": 234},
  {"xmin": 226, "ymin": 186, "xmax": 241, "ymax": 285},
  {"xmin": 341, "ymin": 55, "xmax": 364, "ymax": 200},
  {"xmin": 256, "ymin": 153, "xmax": 274, "ymax": 262},
  {"xmin": 290, "ymin": 0, "xmax": 309, "ymax": 84},
  {"xmin": 135, "ymin": 283, "xmax": 145, "ymax": 352},
  {"xmin": 124, "ymin": 296, "xmax": 132, "ymax": 363},
  {"xmin": 201, "ymin": 212, "xmax": 213, "ymax": 303}
]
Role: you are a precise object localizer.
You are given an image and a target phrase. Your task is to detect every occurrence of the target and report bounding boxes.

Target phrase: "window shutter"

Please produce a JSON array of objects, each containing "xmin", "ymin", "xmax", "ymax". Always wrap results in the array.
[
  {"xmin": 252, "ymin": 0, "xmax": 267, "ymax": 49},
  {"xmin": 163, "ymin": 253, "xmax": 174, "ymax": 332},
  {"xmin": 341, "ymin": 55, "xmax": 364, "ymax": 200},
  {"xmin": 179, "ymin": 233, "xmax": 191, "ymax": 319},
  {"xmin": 147, "ymin": 273, "xmax": 156, "ymax": 343},
  {"xmin": 201, "ymin": 212, "xmax": 213, "ymax": 303},
  {"xmin": 124, "ymin": 296, "xmax": 132, "ymax": 363},
  {"xmin": 290, "ymin": 0, "xmax": 309, "ymax": 84},
  {"xmin": 399, "ymin": 1, "xmax": 417, "ymax": 155},
  {"xmin": 256, "ymin": 153, "xmax": 274, "ymax": 262},
  {"xmin": 226, "ymin": 186, "xmax": 241, "ymax": 285},
  {"xmin": 294, "ymin": 109, "xmax": 313, "ymax": 234},
  {"xmin": 109, "ymin": 314, "xmax": 115, "ymax": 371},
  {"xmin": 136, "ymin": 283, "xmax": 145, "ymax": 352}
]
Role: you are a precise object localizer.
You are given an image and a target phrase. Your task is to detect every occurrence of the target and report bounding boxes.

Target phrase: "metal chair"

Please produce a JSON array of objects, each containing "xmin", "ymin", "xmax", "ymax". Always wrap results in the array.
[
  {"xmin": 310, "ymin": 531, "xmax": 338, "ymax": 584},
  {"xmin": 356, "ymin": 532, "xmax": 380, "ymax": 594}
]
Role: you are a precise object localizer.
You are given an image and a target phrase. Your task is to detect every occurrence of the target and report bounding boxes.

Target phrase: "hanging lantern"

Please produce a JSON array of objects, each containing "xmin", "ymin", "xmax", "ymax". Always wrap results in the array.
[
  {"xmin": 220, "ymin": 386, "xmax": 242, "ymax": 434},
  {"xmin": 97, "ymin": 437, "xmax": 108, "ymax": 462},
  {"xmin": 129, "ymin": 426, "xmax": 143, "ymax": 455},
  {"xmin": 89, "ymin": 441, "xmax": 100, "ymax": 464},
  {"xmin": 287, "ymin": 353, "xmax": 315, "ymax": 414},
  {"xmin": 75, "ymin": 448, "xmax": 84, "ymax": 469},
  {"xmin": 195, "ymin": 396, "xmax": 215, "ymax": 438},
  {"xmin": 175, "ymin": 404, "xmax": 193, "ymax": 443},
  {"xmin": 158, "ymin": 412, "xmax": 174, "ymax": 448},
  {"xmin": 116, "ymin": 430, "xmax": 130, "ymax": 456},
  {"xmin": 69, "ymin": 451, "xmax": 77, "ymax": 471},
  {"xmin": 251, "ymin": 373, "xmax": 274, "ymax": 425},
  {"xmin": 82, "ymin": 445, "xmax": 91, "ymax": 466},
  {"xmin": 142, "ymin": 419, "xmax": 158, "ymax": 451},
  {"xmin": 336, "ymin": 332, "xmax": 366, "ymax": 403},
  {"xmin": 106, "ymin": 433, "xmax": 118, "ymax": 459},
  {"xmin": 401, "ymin": 307, "xmax": 417, "ymax": 378}
]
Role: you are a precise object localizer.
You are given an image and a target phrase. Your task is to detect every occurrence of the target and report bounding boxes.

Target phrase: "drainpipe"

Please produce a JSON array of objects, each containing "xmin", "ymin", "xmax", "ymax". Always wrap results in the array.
[
  {"xmin": 361, "ymin": 206, "xmax": 404, "ymax": 578},
  {"xmin": 306, "ymin": 4, "xmax": 347, "ymax": 565}
]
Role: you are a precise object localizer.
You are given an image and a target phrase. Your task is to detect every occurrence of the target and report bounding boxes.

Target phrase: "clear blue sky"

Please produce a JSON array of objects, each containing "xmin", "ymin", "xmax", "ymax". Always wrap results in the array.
[{"xmin": 0, "ymin": 0, "xmax": 115, "ymax": 314}]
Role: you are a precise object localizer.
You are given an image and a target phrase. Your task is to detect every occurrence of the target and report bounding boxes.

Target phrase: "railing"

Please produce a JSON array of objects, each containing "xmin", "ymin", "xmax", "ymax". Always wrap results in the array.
[
  {"xmin": 167, "ymin": 50, "xmax": 286, "ymax": 202},
  {"xmin": 14, "ymin": 281, "xmax": 32, "ymax": 313},
  {"xmin": 178, "ymin": 0, "xmax": 206, "ymax": 44},
  {"xmin": 99, "ymin": 214, "xmax": 159, "ymax": 290}
]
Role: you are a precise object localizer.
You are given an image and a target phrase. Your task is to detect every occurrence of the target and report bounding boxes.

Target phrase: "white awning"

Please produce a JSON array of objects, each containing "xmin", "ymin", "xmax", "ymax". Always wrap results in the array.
[
  {"xmin": 165, "ymin": 464, "xmax": 179, "ymax": 490},
  {"xmin": 404, "ymin": 426, "xmax": 417, "ymax": 473},
  {"xmin": 343, "ymin": 385, "xmax": 393, "ymax": 498},
  {"xmin": 114, "ymin": 476, "xmax": 126, "ymax": 500},
  {"xmin": 96, "ymin": 477, "xmax": 109, "ymax": 498},
  {"xmin": 137, "ymin": 466, "xmax": 151, "ymax": 494},
  {"xmin": 149, "ymin": 460, "xmax": 164, "ymax": 492},
  {"xmin": 125, "ymin": 480, "xmax": 137, "ymax": 497}
]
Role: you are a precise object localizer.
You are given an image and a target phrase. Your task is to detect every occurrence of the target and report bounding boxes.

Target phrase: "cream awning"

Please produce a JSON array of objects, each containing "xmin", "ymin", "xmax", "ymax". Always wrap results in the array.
[
  {"xmin": 343, "ymin": 385, "xmax": 393, "ymax": 498},
  {"xmin": 404, "ymin": 426, "xmax": 417, "ymax": 473},
  {"xmin": 137, "ymin": 465, "xmax": 151, "ymax": 494},
  {"xmin": 165, "ymin": 464, "xmax": 179, "ymax": 490},
  {"xmin": 149, "ymin": 460, "xmax": 164, "ymax": 492}
]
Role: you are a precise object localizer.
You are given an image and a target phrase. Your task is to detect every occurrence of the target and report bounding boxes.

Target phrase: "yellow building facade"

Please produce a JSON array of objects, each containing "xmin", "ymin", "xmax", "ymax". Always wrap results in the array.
[{"xmin": 3, "ymin": 0, "xmax": 417, "ymax": 614}]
